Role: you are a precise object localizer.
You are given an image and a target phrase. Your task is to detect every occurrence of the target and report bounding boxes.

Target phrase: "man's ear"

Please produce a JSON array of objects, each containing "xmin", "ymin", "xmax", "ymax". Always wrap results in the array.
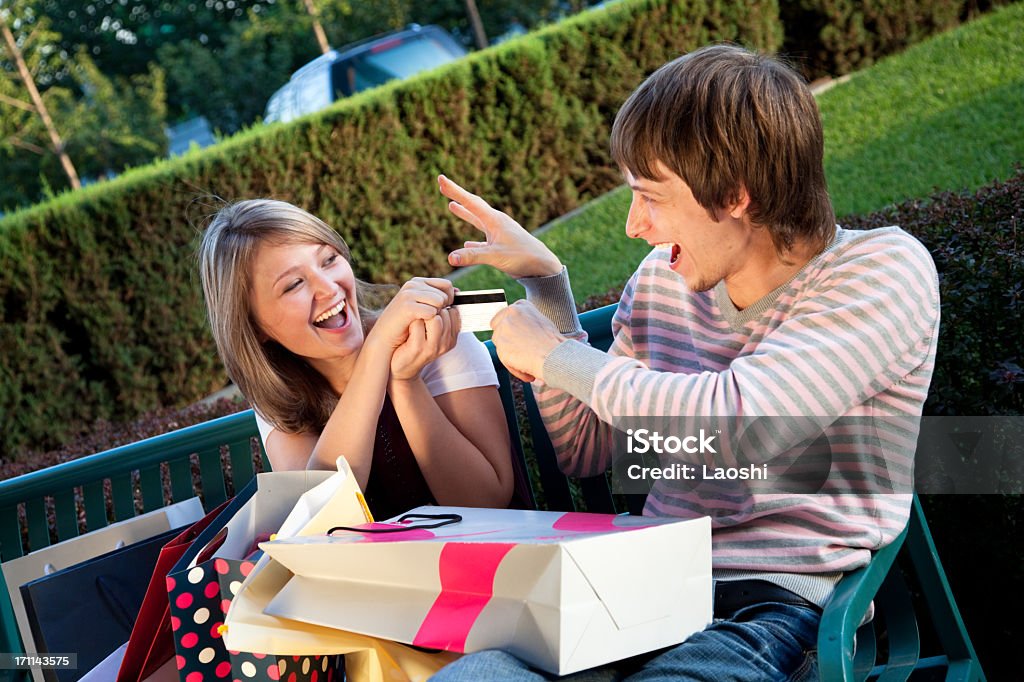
[{"xmin": 728, "ymin": 186, "xmax": 752, "ymax": 219}]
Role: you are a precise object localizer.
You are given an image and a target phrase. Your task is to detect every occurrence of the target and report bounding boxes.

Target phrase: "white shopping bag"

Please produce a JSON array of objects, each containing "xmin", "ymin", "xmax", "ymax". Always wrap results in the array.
[
  {"xmin": 258, "ymin": 506, "xmax": 713, "ymax": 675},
  {"xmin": 222, "ymin": 458, "xmax": 459, "ymax": 682},
  {"xmin": 0, "ymin": 497, "xmax": 204, "ymax": 682}
]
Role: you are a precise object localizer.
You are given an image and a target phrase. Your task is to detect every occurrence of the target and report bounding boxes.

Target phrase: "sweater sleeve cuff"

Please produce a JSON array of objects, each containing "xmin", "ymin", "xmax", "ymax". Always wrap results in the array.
[
  {"xmin": 518, "ymin": 267, "xmax": 584, "ymax": 336},
  {"xmin": 541, "ymin": 340, "xmax": 612, "ymax": 404}
]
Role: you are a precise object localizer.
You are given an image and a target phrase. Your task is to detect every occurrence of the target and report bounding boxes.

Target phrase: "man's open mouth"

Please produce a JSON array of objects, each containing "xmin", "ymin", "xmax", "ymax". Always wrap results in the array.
[
  {"xmin": 313, "ymin": 300, "xmax": 348, "ymax": 329},
  {"xmin": 657, "ymin": 243, "xmax": 682, "ymax": 266}
]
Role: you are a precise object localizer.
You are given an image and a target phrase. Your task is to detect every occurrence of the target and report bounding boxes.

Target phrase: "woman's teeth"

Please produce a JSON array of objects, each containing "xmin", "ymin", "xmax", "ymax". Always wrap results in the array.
[{"xmin": 314, "ymin": 300, "xmax": 346, "ymax": 325}]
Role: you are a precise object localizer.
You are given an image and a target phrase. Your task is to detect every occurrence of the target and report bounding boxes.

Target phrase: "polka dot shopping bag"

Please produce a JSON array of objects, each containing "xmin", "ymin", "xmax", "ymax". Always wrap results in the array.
[{"xmin": 167, "ymin": 472, "xmax": 342, "ymax": 681}]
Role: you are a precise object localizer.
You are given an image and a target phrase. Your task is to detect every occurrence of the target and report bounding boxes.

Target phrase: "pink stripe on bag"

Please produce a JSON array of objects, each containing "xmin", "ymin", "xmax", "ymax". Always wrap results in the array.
[
  {"xmin": 413, "ymin": 543, "xmax": 515, "ymax": 651},
  {"xmin": 552, "ymin": 511, "xmax": 656, "ymax": 533}
]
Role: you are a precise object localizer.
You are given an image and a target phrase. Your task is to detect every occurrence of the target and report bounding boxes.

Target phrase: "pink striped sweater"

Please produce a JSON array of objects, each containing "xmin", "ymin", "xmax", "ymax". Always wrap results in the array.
[{"xmin": 525, "ymin": 226, "xmax": 940, "ymax": 606}]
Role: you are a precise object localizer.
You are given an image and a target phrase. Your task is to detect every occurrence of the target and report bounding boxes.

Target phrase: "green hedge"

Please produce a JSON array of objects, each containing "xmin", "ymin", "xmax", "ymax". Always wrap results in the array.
[
  {"xmin": 0, "ymin": 0, "xmax": 782, "ymax": 456},
  {"xmin": 780, "ymin": 0, "xmax": 1019, "ymax": 79}
]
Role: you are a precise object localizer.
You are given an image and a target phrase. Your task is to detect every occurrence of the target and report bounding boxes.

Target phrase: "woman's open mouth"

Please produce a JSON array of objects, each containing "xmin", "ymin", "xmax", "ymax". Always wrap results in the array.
[{"xmin": 313, "ymin": 300, "xmax": 348, "ymax": 330}]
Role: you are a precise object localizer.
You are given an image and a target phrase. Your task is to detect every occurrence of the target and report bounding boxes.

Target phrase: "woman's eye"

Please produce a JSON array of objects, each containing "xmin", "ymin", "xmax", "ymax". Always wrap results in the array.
[
  {"xmin": 283, "ymin": 279, "xmax": 302, "ymax": 293},
  {"xmin": 324, "ymin": 253, "xmax": 338, "ymax": 267}
]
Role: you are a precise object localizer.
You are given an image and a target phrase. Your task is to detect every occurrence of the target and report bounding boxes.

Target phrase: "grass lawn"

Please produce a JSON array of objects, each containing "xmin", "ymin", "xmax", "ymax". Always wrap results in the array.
[
  {"xmin": 821, "ymin": 1, "xmax": 1024, "ymax": 217},
  {"xmin": 451, "ymin": 2, "xmax": 1024, "ymax": 302}
]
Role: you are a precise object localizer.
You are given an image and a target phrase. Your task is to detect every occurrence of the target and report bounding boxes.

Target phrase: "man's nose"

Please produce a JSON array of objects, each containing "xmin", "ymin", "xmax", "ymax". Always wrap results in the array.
[{"xmin": 624, "ymin": 194, "xmax": 648, "ymax": 239}]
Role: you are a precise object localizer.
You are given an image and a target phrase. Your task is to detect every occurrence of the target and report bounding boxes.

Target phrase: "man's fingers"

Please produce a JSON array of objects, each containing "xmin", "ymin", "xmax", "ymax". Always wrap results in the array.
[
  {"xmin": 506, "ymin": 367, "xmax": 537, "ymax": 383},
  {"xmin": 489, "ymin": 303, "xmax": 514, "ymax": 329},
  {"xmin": 438, "ymin": 174, "xmax": 487, "ymax": 210},
  {"xmin": 449, "ymin": 244, "xmax": 498, "ymax": 268},
  {"xmin": 447, "ymin": 201, "xmax": 487, "ymax": 234}
]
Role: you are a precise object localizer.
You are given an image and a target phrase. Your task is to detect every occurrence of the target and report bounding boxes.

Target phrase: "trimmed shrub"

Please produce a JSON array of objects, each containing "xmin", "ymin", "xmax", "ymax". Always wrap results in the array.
[
  {"xmin": 842, "ymin": 167, "xmax": 1024, "ymax": 416},
  {"xmin": 780, "ymin": 0, "xmax": 1018, "ymax": 79},
  {"xmin": 0, "ymin": 0, "xmax": 782, "ymax": 457}
]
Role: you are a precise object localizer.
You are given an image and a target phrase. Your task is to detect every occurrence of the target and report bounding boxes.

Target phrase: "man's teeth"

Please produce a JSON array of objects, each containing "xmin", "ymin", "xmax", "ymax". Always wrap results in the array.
[
  {"xmin": 314, "ymin": 300, "xmax": 346, "ymax": 324},
  {"xmin": 654, "ymin": 243, "xmax": 673, "ymax": 250}
]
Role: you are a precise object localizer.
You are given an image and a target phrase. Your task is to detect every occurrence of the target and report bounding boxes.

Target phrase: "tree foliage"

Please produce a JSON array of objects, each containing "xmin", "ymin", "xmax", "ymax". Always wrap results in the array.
[
  {"xmin": 156, "ymin": 0, "xmax": 572, "ymax": 136},
  {"xmin": 1, "ymin": 0, "xmax": 166, "ymax": 210},
  {"xmin": 2, "ymin": 0, "xmax": 581, "ymax": 207}
]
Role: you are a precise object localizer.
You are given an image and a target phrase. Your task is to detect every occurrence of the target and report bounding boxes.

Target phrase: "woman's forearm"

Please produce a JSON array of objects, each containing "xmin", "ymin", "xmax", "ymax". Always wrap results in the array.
[
  {"xmin": 388, "ymin": 379, "xmax": 513, "ymax": 507},
  {"xmin": 307, "ymin": 342, "xmax": 391, "ymax": 488}
]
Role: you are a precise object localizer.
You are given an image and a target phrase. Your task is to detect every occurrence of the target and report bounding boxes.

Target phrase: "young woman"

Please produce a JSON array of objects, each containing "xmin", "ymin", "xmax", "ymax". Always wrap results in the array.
[{"xmin": 198, "ymin": 199, "xmax": 513, "ymax": 518}]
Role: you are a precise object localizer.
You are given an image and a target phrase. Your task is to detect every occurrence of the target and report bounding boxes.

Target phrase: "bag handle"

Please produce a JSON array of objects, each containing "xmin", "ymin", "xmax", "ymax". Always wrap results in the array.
[{"xmin": 327, "ymin": 512, "xmax": 462, "ymax": 535}]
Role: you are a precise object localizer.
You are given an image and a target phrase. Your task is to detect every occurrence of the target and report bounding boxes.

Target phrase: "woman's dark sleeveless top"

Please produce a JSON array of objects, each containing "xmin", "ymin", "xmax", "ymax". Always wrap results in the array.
[{"xmin": 362, "ymin": 394, "xmax": 436, "ymax": 520}]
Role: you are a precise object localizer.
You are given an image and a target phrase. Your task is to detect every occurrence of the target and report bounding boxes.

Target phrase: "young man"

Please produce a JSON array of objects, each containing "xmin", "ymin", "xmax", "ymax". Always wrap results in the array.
[{"xmin": 435, "ymin": 44, "xmax": 939, "ymax": 680}]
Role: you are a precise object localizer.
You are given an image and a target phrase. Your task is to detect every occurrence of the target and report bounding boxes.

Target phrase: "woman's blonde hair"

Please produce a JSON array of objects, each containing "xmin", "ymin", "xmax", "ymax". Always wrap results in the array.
[{"xmin": 198, "ymin": 199, "xmax": 392, "ymax": 434}]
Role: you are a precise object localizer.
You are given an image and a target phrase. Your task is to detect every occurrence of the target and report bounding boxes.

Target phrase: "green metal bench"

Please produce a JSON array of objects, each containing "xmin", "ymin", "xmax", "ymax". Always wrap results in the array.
[{"xmin": 0, "ymin": 304, "xmax": 985, "ymax": 680}]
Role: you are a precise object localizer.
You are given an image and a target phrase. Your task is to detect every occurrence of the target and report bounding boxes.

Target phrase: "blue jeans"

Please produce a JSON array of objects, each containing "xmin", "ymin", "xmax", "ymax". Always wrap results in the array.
[{"xmin": 429, "ymin": 601, "xmax": 821, "ymax": 682}]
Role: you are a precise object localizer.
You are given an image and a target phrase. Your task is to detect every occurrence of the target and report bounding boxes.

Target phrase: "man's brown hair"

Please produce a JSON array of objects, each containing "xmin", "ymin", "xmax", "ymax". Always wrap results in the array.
[{"xmin": 611, "ymin": 44, "xmax": 835, "ymax": 254}]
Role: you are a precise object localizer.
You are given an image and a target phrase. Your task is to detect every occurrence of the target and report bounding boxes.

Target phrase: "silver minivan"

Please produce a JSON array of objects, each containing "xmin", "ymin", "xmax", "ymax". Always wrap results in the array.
[{"xmin": 264, "ymin": 24, "xmax": 467, "ymax": 124}]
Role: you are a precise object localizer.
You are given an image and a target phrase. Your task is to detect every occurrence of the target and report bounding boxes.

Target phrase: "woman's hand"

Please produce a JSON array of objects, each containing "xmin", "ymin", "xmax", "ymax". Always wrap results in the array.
[
  {"xmin": 368, "ymin": 277, "xmax": 454, "ymax": 349},
  {"xmin": 390, "ymin": 306, "xmax": 461, "ymax": 381},
  {"xmin": 439, "ymin": 175, "xmax": 562, "ymax": 279}
]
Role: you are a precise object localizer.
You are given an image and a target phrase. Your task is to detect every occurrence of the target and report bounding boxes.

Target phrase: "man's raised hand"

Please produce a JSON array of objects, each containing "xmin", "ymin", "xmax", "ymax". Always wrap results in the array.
[{"xmin": 439, "ymin": 175, "xmax": 562, "ymax": 279}]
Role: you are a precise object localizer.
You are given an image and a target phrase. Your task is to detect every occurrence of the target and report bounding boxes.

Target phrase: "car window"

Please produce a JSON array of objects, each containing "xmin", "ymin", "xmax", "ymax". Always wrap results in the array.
[
  {"xmin": 363, "ymin": 36, "xmax": 462, "ymax": 79},
  {"xmin": 339, "ymin": 33, "xmax": 465, "ymax": 95},
  {"xmin": 294, "ymin": 64, "xmax": 333, "ymax": 117},
  {"xmin": 266, "ymin": 27, "xmax": 465, "ymax": 124}
]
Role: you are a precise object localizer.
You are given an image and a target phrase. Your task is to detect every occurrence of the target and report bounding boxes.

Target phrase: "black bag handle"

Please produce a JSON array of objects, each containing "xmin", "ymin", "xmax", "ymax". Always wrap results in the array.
[{"xmin": 327, "ymin": 512, "xmax": 462, "ymax": 535}]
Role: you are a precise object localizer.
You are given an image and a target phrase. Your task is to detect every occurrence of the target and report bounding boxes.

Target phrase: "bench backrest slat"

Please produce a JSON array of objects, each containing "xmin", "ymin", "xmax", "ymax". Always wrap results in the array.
[
  {"xmin": 197, "ymin": 448, "xmax": 229, "ymax": 510},
  {"xmin": 52, "ymin": 490, "xmax": 79, "ymax": 542},
  {"xmin": 0, "ymin": 507, "xmax": 22, "ymax": 562},
  {"xmin": 140, "ymin": 464, "xmax": 165, "ymax": 514},
  {"xmin": 110, "ymin": 472, "xmax": 138, "ymax": 522},
  {"xmin": 228, "ymin": 440, "xmax": 258, "ymax": 495},
  {"xmin": 24, "ymin": 499, "xmax": 49, "ymax": 553},
  {"xmin": 82, "ymin": 480, "xmax": 109, "ymax": 534},
  {"xmin": 168, "ymin": 457, "xmax": 196, "ymax": 506},
  {"xmin": 520, "ymin": 385, "xmax": 576, "ymax": 511}
]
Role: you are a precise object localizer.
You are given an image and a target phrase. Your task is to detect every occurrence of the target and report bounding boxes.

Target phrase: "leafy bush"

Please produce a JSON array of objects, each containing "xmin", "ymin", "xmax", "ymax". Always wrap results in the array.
[
  {"xmin": 842, "ymin": 167, "xmax": 1024, "ymax": 416},
  {"xmin": 0, "ymin": 0, "xmax": 782, "ymax": 457},
  {"xmin": 0, "ymin": 397, "xmax": 248, "ymax": 481},
  {"xmin": 779, "ymin": 0, "xmax": 1017, "ymax": 80}
]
